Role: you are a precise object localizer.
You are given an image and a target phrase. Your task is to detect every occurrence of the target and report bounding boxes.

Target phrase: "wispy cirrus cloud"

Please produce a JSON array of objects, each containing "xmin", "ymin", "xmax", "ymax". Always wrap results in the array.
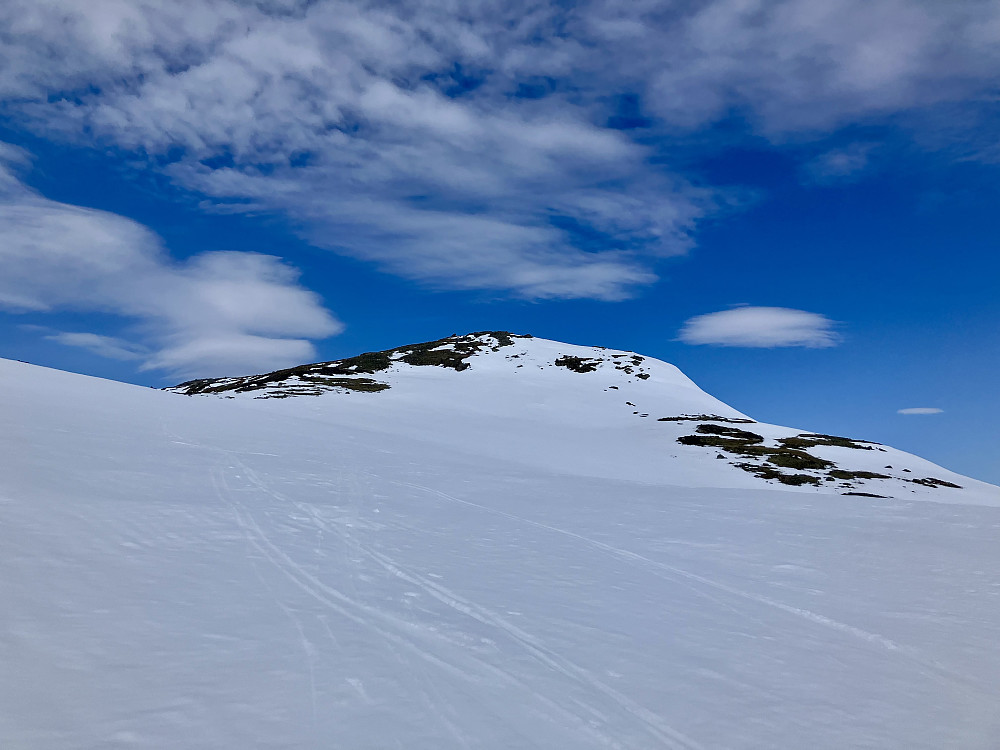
[
  {"xmin": 1, "ymin": 1, "xmax": 997, "ymax": 299},
  {"xmin": 898, "ymin": 407, "xmax": 944, "ymax": 415},
  {"xmin": 804, "ymin": 143, "xmax": 878, "ymax": 183},
  {"xmin": 44, "ymin": 332, "xmax": 147, "ymax": 361},
  {"xmin": 0, "ymin": 148, "xmax": 340, "ymax": 378},
  {"xmin": 678, "ymin": 306, "xmax": 840, "ymax": 348}
]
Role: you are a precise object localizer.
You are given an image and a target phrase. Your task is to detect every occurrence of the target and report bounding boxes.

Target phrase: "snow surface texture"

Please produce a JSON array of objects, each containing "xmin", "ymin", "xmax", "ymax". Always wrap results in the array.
[{"xmin": 3, "ymin": 335, "xmax": 999, "ymax": 749}]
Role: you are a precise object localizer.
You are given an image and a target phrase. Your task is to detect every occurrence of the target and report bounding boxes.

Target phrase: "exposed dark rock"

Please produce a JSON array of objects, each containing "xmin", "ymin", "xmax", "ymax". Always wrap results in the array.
[
  {"xmin": 657, "ymin": 414, "xmax": 756, "ymax": 424},
  {"xmin": 910, "ymin": 477, "xmax": 962, "ymax": 489},
  {"xmin": 766, "ymin": 451, "xmax": 833, "ymax": 471},
  {"xmin": 828, "ymin": 470, "xmax": 890, "ymax": 480},
  {"xmin": 734, "ymin": 463, "xmax": 821, "ymax": 486},
  {"xmin": 554, "ymin": 355, "xmax": 601, "ymax": 373},
  {"xmin": 694, "ymin": 424, "xmax": 765, "ymax": 442},
  {"xmin": 779, "ymin": 434, "xmax": 878, "ymax": 451}
]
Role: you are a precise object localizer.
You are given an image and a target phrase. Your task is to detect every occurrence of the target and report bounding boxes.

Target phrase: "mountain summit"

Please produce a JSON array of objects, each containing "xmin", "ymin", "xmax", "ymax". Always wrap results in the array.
[{"xmin": 168, "ymin": 331, "xmax": 991, "ymax": 502}]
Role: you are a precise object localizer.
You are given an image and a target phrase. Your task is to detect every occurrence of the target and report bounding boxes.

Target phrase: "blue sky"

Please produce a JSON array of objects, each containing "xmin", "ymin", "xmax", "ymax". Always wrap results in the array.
[{"xmin": 0, "ymin": 0, "xmax": 997, "ymax": 484}]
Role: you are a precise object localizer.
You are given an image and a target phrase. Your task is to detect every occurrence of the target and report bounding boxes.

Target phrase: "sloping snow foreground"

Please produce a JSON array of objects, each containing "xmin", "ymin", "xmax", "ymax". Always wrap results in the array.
[{"xmin": 2, "ymin": 338, "xmax": 999, "ymax": 749}]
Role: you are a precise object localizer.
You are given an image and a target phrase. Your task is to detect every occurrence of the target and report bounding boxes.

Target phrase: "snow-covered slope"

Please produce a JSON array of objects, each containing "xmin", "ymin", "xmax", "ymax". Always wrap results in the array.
[
  {"xmin": 170, "ymin": 332, "xmax": 996, "ymax": 502},
  {"xmin": 3, "ymin": 335, "xmax": 999, "ymax": 749}
]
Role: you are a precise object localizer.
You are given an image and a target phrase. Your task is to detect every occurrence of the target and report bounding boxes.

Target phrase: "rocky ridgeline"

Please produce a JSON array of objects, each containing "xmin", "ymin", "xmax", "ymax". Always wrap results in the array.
[
  {"xmin": 166, "ymin": 331, "xmax": 659, "ymax": 398},
  {"xmin": 167, "ymin": 331, "xmax": 529, "ymax": 398}
]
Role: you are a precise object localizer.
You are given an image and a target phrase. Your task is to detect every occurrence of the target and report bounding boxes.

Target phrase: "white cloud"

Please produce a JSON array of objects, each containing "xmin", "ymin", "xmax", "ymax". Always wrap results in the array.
[
  {"xmin": 45, "ymin": 332, "xmax": 146, "ymax": 361},
  {"xmin": 678, "ymin": 306, "xmax": 840, "ymax": 348},
  {"xmin": 2, "ymin": 1, "xmax": 995, "ymax": 299},
  {"xmin": 804, "ymin": 143, "xmax": 877, "ymax": 183},
  {"xmin": 143, "ymin": 334, "xmax": 319, "ymax": 379},
  {"xmin": 0, "ymin": 0, "xmax": 687, "ymax": 300},
  {"xmin": 0, "ymin": 150, "xmax": 341, "ymax": 378},
  {"xmin": 897, "ymin": 407, "xmax": 944, "ymax": 415},
  {"xmin": 632, "ymin": 0, "xmax": 1000, "ymax": 133}
]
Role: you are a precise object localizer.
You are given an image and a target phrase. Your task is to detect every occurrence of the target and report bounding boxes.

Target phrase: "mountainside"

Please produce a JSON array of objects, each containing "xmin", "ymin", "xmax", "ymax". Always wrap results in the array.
[
  {"xmin": 3, "ymin": 335, "xmax": 999, "ymax": 749},
  {"xmin": 169, "ymin": 331, "xmax": 992, "ymax": 502}
]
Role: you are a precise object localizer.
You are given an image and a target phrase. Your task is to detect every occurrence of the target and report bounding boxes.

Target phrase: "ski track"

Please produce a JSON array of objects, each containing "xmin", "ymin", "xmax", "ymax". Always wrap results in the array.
[
  {"xmin": 233, "ymin": 457, "xmax": 704, "ymax": 750},
  {"xmin": 386, "ymin": 478, "xmax": 988, "ymax": 699},
  {"xmin": 166, "ymin": 418, "xmax": 988, "ymax": 746},
  {"xmin": 353, "ymin": 545, "xmax": 703, "ymax": 750},
  {"xmin": 213, "ymin": 456, "xmax": 663, "ymax": 749}
]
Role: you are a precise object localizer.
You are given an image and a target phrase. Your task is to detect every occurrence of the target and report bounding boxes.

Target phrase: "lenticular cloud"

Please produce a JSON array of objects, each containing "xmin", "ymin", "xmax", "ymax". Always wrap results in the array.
[{"xmin": 678, "ymin": 307, "xmax": 840, "ymax": 348}]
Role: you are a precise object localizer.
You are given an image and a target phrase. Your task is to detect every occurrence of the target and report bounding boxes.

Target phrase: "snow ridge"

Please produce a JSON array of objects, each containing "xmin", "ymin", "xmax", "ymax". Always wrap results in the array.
[{"xmin": 166, "ymin": 331, "xmax": 992, "ymax": 502}]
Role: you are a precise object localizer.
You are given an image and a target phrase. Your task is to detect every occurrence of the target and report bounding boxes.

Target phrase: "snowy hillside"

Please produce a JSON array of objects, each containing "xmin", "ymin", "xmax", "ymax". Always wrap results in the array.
[
  {"xmin": 170, "ymin": 332, "xmax": 995, "ymax": 502},
  {"xmin": 3, "ymin": 334, "xmax": 999, "ymax": 749}
]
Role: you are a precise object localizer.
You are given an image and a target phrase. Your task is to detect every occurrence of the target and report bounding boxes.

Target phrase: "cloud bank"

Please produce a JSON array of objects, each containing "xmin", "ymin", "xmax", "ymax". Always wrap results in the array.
[
  {"xmin": 1, "ymin": 0, "xmax": 997, "ymax": 299},
  {"xmin": 678, "ymin": 306, "xmax": 840, "ymax": 348},
  {"xmin": 0, "ymin": 150, "xmax": 341, "ymax": 378}
]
